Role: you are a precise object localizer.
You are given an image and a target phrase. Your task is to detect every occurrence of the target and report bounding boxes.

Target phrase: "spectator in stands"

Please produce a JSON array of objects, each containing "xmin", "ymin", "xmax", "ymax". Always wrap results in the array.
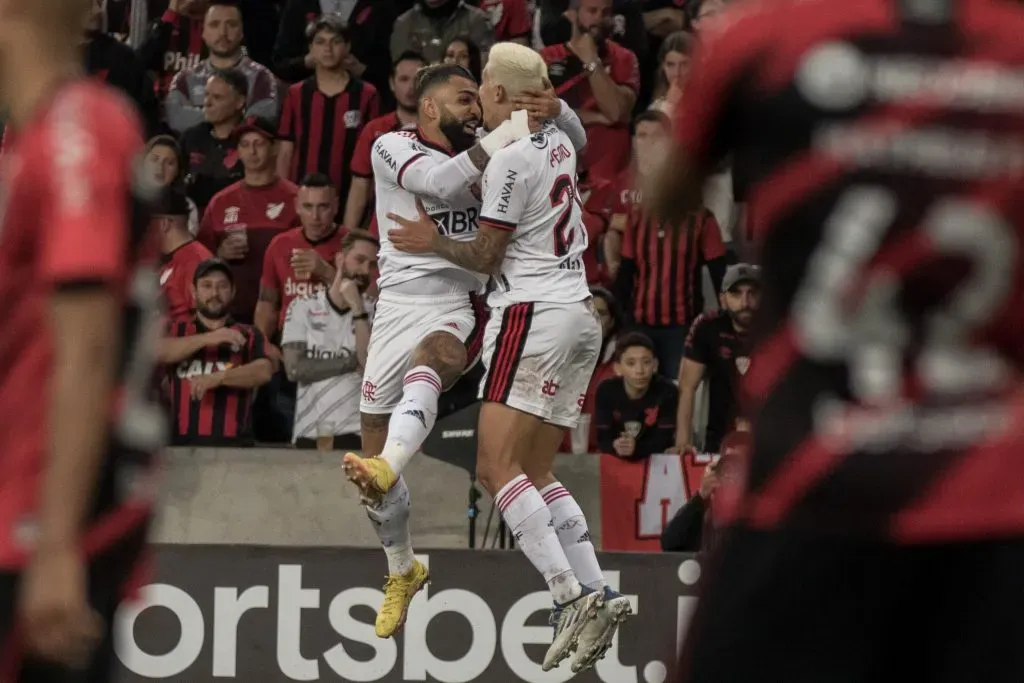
[
  {"xmin": 540, "ymin": 0, "xmax": 640, "ymax": 184},
  {"xmin": 344, "ymin": 51, "xmax": 426, "ymax": 232},
  {"xmin": 84, "ymin": 4, "xmax": 160, "ymax": 137},
  {"xmin": 199, "ymin": 116, "xmax": 299, "ymax": 324},
  {"xmin": 603, "ymin": 110, "xmax": 670, "ymax": 280},
  {"xmin": 648, "ymin": 31, "xmax": 691, "ymax": 116},
  {"xmin": 255, "ymin": 172, "xmax": 345, "ymax": 342},
  {"xmin": 179, "ymin": 67, "xmax": 248, "ymax": 212},
  {"xmin": 157, "ymin": 187, "xmax": 214, "ymax": 321},
  {"xmin": 615, "ymin": 174, "xmax": 726, "ymax": 380},
  {"xmin": 273, "ymin": 1, "xmax": 400, "ymax": 106},
  {"xmin": 165, "ymin": 0, "xmax": 280, "ymax": 134},
  {"xmin": 145, "ymin": 135, "xmax": 200, "ymax": 235},
  {"xmin": 595, "ymin": 332, "xmax": 678, "ymax": 459},
  {"xmin": 281, "ymin": 232, "xmax": 378, "ymax": 450},
  {"xmin": 675, "ymin": 264, "xmax": 760, "ymax": 454},
  {"xmin": 391, "ymin": 0, "xmax": 494, "ymax": 64},
  {"xmin": 661, "ymin": 428, "xmax": 750, "ymax": 552},
  {"xmin": 158, "ymin": 258, "xmax": 275, "ymax": 446},
  {"xmin": 568, "ymin": 286, "xmax": 623, "ymax": 453},
  {"xmin": 137, "ymin": 0, "xmax": 207, "ymax": 103},
  {"xmin": 442, "ymin": 35, "xmax": 483, "ymax": 82},
  {"xmin": 685, "ymin": 0, "xmax": 725, "ymax": 32},
  {"xmin": 473, "ymin": 0, "xmax": 532, "ymax": 43},
  {"xmin": 277, "ymin": 15, "xmax": 379, "ymax": 215}
]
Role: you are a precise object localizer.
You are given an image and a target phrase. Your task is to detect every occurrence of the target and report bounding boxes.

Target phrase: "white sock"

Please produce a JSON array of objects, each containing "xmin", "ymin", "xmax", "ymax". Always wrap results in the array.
[
  {"xmin": 380, "ymin": 366, "xmax": 442, "ymax": 475},
  {"xmin": 496, "ymin": 474, "xmax": 581, "ymax": 604},
  {"xmin": 540, "ymin": 482, "xmax": 607, "ymax": 590},
  {"xmin": 365, "ymin": 475, "xmax": 416, "ymax": 576}
]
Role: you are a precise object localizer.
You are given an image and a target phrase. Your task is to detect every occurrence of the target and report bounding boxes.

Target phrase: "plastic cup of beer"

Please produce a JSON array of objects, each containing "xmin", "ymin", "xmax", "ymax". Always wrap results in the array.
[
  {"xmin": 292, "ymin": 248, "xmax": 310, "ymax": 281},
  {"xmin": 316, "ymin": 419, "xmax": 335, "ymax": 452}
]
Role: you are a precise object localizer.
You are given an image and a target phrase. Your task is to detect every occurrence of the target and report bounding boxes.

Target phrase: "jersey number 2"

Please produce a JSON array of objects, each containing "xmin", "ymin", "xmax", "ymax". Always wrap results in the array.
[{"xmin": 549, "ymin": 174, "xmax": 583, "ymax": 257}]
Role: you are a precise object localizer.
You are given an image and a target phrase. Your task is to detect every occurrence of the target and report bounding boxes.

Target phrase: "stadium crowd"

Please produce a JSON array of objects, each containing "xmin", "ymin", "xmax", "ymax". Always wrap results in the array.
[{"xmin": 3, "ymin": 0, "xmax": 758, "ymax": 547}]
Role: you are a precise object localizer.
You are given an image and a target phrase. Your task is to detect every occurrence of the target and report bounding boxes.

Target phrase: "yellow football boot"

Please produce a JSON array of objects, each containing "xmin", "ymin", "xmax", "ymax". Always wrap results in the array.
[
  {"xmin": 342, "ymin": 453, "xmax": 398, "ymax": 502},
  {"xmin": 375, "ymin": 560, "xmax": 430, "ymax": 638}
]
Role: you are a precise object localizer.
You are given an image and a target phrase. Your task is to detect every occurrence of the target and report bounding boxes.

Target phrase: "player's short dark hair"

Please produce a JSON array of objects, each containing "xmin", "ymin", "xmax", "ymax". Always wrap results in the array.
[
  {"xmin": 414, "ymin": 63, "xmax": 476, "ymax": 102},
  {"xmin": 210, "ymin": 68, "xmax": 248, "ymax": 98},
  {"xmin": 306, "ymin": 13, "xmax": 351, "ymax": 43},
  {"xmin": 153, "ymin": 187, "xmax": 190, "ymax": 218},
  {"xmin": 342, "ymin": 229, "xmax": 380, "ymax": 252},
  {"xmin": 391, "ymin": 50, "xmax": 429, "ymax": 78},
  {"xmin": 298, "ymin": 172, "xmax": 336, "ymax": 192},
  {"xmin": 614, "ymin": 332, "xmax": 656, "ymax": 361},
  {"xmin": 632, "ymin": 110, "xmax": 671, "ymax": 134}
]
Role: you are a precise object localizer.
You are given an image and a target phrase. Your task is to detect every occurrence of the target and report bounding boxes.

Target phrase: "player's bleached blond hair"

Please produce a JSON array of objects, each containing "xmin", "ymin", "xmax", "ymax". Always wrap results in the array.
[{"xmin": 483, "ymin": 42, "xmax": 549, "ymax": 97}]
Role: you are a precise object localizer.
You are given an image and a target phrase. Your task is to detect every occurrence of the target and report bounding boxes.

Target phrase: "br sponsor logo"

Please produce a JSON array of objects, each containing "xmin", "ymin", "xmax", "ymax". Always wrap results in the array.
[
  {"xmin": 430, "ymin": 207, "xmax": 479, "ymax": 236},
  {"xmin": 114, "ymin": 552, "xmax": 701, "ymax": 682}
]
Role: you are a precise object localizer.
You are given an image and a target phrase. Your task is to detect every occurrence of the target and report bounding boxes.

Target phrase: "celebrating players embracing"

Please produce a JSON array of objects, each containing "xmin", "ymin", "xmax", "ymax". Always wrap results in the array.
[
  {"xmin": 341, "ymin": 61, "xmax": 589, "ymax": 640},
  {"xmin": 0, "ymin": 0, "xmax": 165, "ymax": 679},
  {"xmin": 389, "ymin": 42, "xmax": 631, "ymax": 674}
]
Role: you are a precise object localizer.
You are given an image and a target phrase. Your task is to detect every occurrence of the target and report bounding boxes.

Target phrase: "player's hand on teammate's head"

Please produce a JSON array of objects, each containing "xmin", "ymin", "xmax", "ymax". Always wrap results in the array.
[
  {"xmin": 513, "ymin": 86, "xmax": 561, "ymax": 125},
  {"xmin": 387, "ymin": 199, "xmax": 439, "ymax": 254}
]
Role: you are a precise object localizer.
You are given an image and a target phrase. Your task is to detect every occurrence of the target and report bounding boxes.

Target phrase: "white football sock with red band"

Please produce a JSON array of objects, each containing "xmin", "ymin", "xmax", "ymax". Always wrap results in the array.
[
  {"xmin": 497, "ymin": 474, "xmax": 581, "ymax": 604},
  {"xmin": 380, "ymin": 366, "xmax": 442, "ymax": 474},
  {"xmin": 540, "ymin": 481, "xmax": 606, "ymax": 590}
]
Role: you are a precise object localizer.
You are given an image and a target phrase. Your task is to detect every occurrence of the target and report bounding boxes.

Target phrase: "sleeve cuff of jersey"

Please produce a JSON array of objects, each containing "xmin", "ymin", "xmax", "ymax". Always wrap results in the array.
[
  {"xmin": 480, "ymin": 217, "xmax": 516, "ymax": 231},
  {"xmin": 350, "ymin": 170, "xmax": 372, "ymax": 179},
  {"xmin": 396, "ymin": 153, "xmax": 428, "ymax": 189}
]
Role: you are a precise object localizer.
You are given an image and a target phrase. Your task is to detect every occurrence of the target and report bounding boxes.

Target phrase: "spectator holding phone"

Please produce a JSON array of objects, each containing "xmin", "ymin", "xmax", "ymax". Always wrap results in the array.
[
  {"xmin": 661, "ymin": 426, "xmax": 750, "ymax": 552},
  {"xmin": 595, "ymin": 332, "xmax": 677, "ymax": 459}
]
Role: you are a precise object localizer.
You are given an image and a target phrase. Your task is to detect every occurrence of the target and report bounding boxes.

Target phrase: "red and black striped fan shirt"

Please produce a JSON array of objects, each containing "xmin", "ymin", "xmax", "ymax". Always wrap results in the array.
[
  {"xmin": 279, "ymin": 76, "xmax": 380, "ymax": 206},
  {"xmin": 165, "ymin": 318, "xmax": 270, "ymax": 447},
  {"xmin": 618, "ymin": 207, "xmax": 726, "ymax": 328}
]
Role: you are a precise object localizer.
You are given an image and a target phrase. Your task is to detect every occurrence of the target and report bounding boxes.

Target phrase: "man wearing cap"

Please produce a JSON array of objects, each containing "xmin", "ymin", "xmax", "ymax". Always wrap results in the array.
[
  {"xmin": 157, "ymin": 258, "xmax": 275, "ymax": 446},
  {"xmin": 157, "ymin": 187, "xmax": 214, "ymax": 321},
  {"xmin": 199, "ymin": 115, "xmax": 299, "ymax": 325},
  {"xmin": 675, "ymin": 263, "xmax": 761, "ymax": 455}
]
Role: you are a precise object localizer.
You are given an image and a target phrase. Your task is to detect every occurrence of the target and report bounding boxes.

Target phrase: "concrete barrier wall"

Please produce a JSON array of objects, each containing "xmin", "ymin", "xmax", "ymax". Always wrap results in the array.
[{"xmin": 153, "ymin": 448, "xmax": 603, "ymax": 548}]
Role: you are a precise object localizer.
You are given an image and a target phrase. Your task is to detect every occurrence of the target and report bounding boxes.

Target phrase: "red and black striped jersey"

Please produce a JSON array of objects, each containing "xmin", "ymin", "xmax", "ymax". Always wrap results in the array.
[
  {"xmin": 676, "ymin": 0, "xmax": 1024, "ymax": 542},
  {"xmin": 164, "ymin": 318, "xmax": 270, "ymax": 446}
]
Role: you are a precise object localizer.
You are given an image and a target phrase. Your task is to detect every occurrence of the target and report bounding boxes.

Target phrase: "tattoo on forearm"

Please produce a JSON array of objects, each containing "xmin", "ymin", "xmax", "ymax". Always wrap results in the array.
[
  {"xmin": 433, "ymin": 229, "xmax": 506, "ymax": 274},
  {"xmin": 467, "ymin": 144, "xmax": 491, "ymax": 171},
  {"xmin": 283, "ymin": 342, "xmax": 360, "ymax": 383},
  {"xmin": 258, "ymin": 286, "xmax": 281, "ymax": 305}
]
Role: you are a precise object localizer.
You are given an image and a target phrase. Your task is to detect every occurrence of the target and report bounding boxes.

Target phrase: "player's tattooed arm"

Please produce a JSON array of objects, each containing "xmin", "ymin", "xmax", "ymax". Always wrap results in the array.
[
  {"xmin": 282, "ymin": 341, "xmax": 361, "ymax": 384},
  {"xmin": 431, "ymin": 226, "xmax": 511, "ymax": 274},
  {"xmin": 466, "ymin": 144, "xmax": 492, "ymax": 172},
  {"xmin": 388, "ymin": 202, "xmax": 511, "ymax": 274}
]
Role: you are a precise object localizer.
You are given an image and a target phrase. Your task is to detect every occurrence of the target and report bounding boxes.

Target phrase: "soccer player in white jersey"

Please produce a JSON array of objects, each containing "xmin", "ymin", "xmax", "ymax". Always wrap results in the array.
[
  {"xmin": 340, "ymin": 62, "xmax": 588, "ymax": 639},
  {"xmin": 388, "ymin": 42, "xmax": 630, "ymax": 674},
  {"xmin": 280, "ymin": 232, "xmax": 378, "ymax": 449}
]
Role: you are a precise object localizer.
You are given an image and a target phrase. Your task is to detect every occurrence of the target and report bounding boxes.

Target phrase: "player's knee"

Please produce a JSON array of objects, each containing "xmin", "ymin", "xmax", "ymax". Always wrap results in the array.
[
  {"xmin": 411, "ymin": 332, "xmax": 467, "ymax": 389},
  {"xmin": 475, "ymin": 448, "xmax": 517, "ymax": 497}
]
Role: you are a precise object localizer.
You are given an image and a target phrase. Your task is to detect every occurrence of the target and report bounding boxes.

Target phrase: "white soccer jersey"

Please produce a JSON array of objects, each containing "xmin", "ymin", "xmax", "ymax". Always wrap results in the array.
[
  {"xmin": 280, "ymin": 291, "xmax": 371, "ymax": 441},
  {"xmin": 371, "ymin": 130, "xmax": 488, "ymax": 291},
  {"xmin": 479, "ymin": 123, "xmax": 591, "ymax": 308}
]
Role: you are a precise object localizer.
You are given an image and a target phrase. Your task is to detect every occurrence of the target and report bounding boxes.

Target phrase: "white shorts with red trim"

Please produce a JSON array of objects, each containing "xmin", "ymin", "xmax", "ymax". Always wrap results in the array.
[
  {"xmin": 360, "ymin": 291, "xmax": 485, "ymax": 414},
  {"xmin": 479, "ymin": 299, "xmax": 601, "ymax": 428}
]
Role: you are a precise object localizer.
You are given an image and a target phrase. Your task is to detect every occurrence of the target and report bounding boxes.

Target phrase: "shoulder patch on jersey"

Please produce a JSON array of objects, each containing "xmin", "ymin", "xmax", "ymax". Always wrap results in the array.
[{"xmin": 530, "ymin": 131, "xmax": 549, "ymax": 149}]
